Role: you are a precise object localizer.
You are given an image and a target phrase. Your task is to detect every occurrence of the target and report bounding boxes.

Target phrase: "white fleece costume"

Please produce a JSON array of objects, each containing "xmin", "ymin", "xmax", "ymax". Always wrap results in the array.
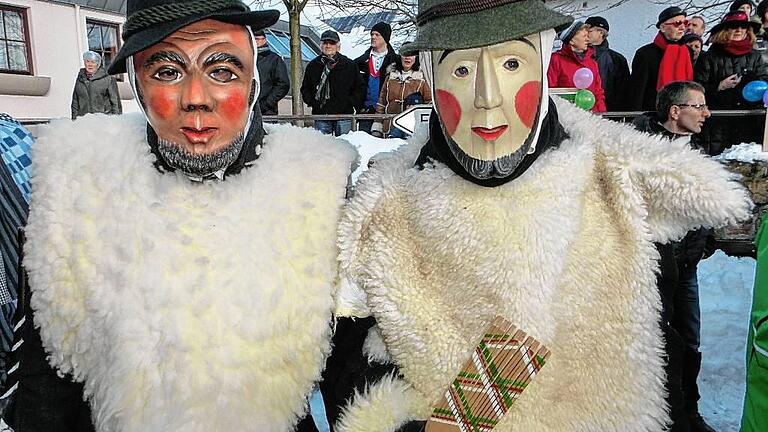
[
  {"xmin": 335, "ymin": 98, "xmax": 752, "ymax": 432},
  {"xmin": 24, "ymin": 113, "xmax": 357, "ymax": 432}
]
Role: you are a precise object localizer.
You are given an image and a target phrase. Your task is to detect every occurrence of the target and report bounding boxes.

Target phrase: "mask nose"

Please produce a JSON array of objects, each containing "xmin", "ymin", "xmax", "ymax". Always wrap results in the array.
[{"xmin": 474, "ymin": 48, "xmax": 502, "ymax": 109}]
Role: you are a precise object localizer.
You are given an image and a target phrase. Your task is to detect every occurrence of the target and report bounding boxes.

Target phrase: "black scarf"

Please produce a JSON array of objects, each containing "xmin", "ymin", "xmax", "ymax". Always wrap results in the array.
[
  {"xmin": 415, "ymin": 98, "xmax": 568, "ymax": 187},
  {"xmin": 316, "ymin": 54, "xmax": 339, "ymax": 109},
  {"xmin": 147, "ymin": 107, "xmax": 266, "ymax": 179}
]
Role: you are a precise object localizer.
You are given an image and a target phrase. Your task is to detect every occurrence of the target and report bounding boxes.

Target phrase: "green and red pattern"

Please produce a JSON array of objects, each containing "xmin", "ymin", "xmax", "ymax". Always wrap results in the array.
[{"xmin": 426, "ymin": 317, "xmax": 551, "ymax": 432}]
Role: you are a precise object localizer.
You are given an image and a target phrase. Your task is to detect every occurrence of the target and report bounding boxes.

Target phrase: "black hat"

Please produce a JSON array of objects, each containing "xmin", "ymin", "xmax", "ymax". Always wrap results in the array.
[
  {"xmin": 758, "ymin": 0, "xmax": 768, "ymax": 18},
  {"xmin": 108, "ymin": 0, "xmax": 279, "ymax": 75},
  {"xmin": 656, "ymin": 6, "xmax": 687, "ymax": 28},
  {"xmin": 729, "ymin": 0, "xmax": 755, "ymax": 12},
  {"xmin": 253, "ymin": 29, "xmax": 265, "ymax": 37},
  {"xmin": 559, "ymin": 20, "xmax": 585, "ymax": 44},
  {"xmin": 585, "ymin": 16, "xmax": 609, "ymax": 31},
  {"xmin": 681, "ymin": 32, "xmax": 702, "ymax": 44},
  {"xmin": 321, "ymin": 30, "xmax": 340, "ymax": 43},
  {"xmin": 371, "ymin": 21, "xmax": 392, "ymax": 43},
  {"xmin": 710, "ymin": 10, "xmax": 762, "ymax": 35}
]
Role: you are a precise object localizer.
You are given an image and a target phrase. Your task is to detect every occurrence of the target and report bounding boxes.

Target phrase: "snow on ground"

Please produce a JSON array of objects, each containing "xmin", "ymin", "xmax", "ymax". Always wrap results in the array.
[
  {"xmin": 716, "ymin": 143, "xmax": 768, "ymax": 164},
  {"xmin": 698, "ymin": 251, "xmax": 756, "ymax": 431},
  {"xmin": 338, "ymin": 134, "xmax": 758, "ymax": 430}
]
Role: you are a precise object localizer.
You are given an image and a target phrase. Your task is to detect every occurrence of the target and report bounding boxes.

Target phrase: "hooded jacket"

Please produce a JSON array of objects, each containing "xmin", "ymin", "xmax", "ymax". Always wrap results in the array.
[
  {"xmin": 333, "ymin": 98, "xmax": 751, "ymax": 432},
  {"xmin": 71, "ymin": 67, "xmax": 122, "ymax": 120},
  {"xmin": 547, "ymin": 45, "xmax": 607, "ymax": 112}
]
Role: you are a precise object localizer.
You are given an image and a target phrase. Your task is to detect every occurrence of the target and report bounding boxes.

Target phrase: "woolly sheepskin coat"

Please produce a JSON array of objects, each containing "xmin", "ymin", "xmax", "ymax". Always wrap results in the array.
[
  {"xmin": 335, "ymin": 98, "xmax": 752, "ymax": 432},
  {"xmin": 23, "ymin": 113, "xmax": 357, "ymax": 432}
]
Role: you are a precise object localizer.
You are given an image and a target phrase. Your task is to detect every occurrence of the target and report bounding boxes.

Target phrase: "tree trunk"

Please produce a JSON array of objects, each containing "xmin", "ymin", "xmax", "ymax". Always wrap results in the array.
[{"xmin": 288, "ymin": 9, "xmax": 304, "ymax": 117}]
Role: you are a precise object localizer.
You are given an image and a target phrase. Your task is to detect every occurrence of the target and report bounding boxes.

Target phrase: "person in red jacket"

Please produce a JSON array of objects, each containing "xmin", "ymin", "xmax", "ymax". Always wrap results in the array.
[{"xmin": 548, "ymin": 20, "xmax": 607, "ymax": 112}]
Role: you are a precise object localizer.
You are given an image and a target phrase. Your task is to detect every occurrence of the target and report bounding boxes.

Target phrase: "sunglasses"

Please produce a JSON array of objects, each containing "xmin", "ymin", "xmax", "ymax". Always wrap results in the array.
[{"xmin": 663, "ymin": 19, "xmax": 689, "ymax": 28}]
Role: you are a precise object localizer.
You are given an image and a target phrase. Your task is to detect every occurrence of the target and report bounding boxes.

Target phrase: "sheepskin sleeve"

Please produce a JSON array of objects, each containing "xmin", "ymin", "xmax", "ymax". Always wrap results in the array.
[{"xmin": 553, "ymin": 97, "xmax": 753, "ymax": 244}]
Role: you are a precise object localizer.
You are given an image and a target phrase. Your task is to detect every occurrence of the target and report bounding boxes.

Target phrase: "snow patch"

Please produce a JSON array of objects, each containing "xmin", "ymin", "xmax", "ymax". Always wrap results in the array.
[
  {"xmin": 714, "ymin": 143, "xmax": 768, "ymax": 163},
  {"xmin": 338, "ymin": 131, "xmax": 406, "ymax": 181}
]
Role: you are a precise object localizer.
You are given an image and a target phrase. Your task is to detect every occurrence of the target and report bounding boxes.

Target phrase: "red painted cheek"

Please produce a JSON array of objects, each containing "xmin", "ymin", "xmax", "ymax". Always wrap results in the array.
[
  {"xmin": 435, "ymin": 89, "xmax": 462, "ymax": 136},
  {"xmin": 147, "ymin": 90, "xmax": 176, "ymax": 120},
  {"xmin": 220, "ymin": 90, "xmax": 248, "ymax": 120},
  {"xmin": 515, "ymin": 81, "xmax": 541, "ymax": 129}
]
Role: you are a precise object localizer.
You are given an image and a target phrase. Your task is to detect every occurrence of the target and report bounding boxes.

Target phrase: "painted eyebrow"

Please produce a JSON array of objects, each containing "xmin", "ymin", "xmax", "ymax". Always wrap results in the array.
[
  {"xmin": 438, "ymin": 38, "xmax": 535, "ymax": 64},
  {"xmin": 203, "ymin": 52, "xmax": 244, "ymax": 70},
  {"xmin": 142, "ymin": 51, "xmax": 186, "ymax": 70}
]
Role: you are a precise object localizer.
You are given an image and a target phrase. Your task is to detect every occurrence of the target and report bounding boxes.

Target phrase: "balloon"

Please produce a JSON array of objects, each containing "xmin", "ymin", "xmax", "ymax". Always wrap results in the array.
[
  {"xmin": 574, "ymin": 89, "xmax": 596, "ymax": 110},
  {"xmin": 573, "ymin": 67, "xmax": 594, "ymax": 90},
  {"xmin": 742, "ymin": 80, "xmax": 768, "ymax": 102},
  {"xmin": 763, "ymin": 88, "xmax": 768, "ymax": 107}
]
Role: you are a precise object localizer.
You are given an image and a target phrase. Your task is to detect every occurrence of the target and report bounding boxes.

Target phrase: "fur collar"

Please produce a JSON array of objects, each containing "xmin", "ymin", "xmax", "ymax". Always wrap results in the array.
[
  {"xmin": 25, "ymin": 113, "xmax": 357, "ymax": 432},
  {"xmin": 335, "ymin": 98, "xmax": 751, "ymax": 431}
]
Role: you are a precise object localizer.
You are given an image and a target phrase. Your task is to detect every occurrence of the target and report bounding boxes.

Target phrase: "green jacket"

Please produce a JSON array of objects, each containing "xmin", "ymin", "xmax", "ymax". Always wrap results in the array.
[{"xmin": 743, "ymin": 216, "xmax": 768, "ymax": 431}]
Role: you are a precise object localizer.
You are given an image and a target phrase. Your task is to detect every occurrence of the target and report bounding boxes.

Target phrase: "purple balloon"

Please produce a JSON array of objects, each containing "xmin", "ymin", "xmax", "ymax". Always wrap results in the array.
[
  {"xmin": 573, "ymin": 67, "xmax": 594, "ymax": 90},
  {"xmin": 763, "ymin": 87, "xmax": 768, "ymax": 107}
]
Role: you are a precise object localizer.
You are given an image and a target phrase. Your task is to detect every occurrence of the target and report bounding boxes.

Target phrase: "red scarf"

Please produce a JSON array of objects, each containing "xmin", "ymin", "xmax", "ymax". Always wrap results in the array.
[
  {"xmin": 653, "ymin": 33, "xmax": 694, "ymax": 91},
  {"xmin": 721, "ymin": 39, "xmax": 753, "ymax": 56},
  {"xmin": 368, "ymin": 53, "xmax": 381, "ymax": 78}
]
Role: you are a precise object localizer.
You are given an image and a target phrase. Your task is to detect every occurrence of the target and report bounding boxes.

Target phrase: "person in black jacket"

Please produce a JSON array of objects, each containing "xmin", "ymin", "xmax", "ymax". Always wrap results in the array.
[
  {"xmin": 354, "ymin": 22, "xmax": 399, "ymax": 134},
  {"xmin": 695, "ymin": 10, "xmax": 768, "ymax": 155},
  {"xmin": 301, "ymin": 30, "xmax": 365, "ymax": 136},
  {"xmin": 70, "ymin": 51, "xmax": 122, "ymax": 120},
  {"xmin": 633, "ymin": 81, "xmax": 717, "ymax": 432},
  {"xmin": 628, "ymin": 6, "xmax": 693, "ymax": 111},
  {"xmin": 585, "ymin": 16, "xmax": 630, "ymax": 111},
  {"xmin": 253, "ymin": 30, "xmax": 289, "ymax": 115}
]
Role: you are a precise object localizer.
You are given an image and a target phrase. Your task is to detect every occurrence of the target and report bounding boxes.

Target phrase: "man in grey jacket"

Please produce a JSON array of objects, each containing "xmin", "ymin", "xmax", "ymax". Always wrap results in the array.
[{"xmin": 70, "ymin": 51, "xmax": 122, "ymax": 119}]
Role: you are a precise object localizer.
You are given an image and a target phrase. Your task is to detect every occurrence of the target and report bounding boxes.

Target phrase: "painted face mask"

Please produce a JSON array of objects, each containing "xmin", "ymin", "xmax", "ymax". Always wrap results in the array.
[
  {"xmin": 423, "ymin": 30, "xmax": 555, "ymax": 180},
  {"xmin": 128, "ymin": 19, "xmax": 260, "ymax": 179}
]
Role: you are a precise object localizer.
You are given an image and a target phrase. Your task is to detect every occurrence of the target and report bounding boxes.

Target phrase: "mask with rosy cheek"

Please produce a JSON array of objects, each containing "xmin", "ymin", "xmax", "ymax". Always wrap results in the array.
[
  {"xmin": 127, "ymin": 19, "xmax": 260, "ymax": 178},
  {"xmin": 428, "ymin": 32, "xmax": 551, "ymax": 180}
]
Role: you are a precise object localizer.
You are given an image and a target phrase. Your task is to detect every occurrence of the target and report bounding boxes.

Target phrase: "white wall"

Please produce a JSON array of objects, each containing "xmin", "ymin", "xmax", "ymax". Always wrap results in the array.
[{"xmin": 0, "ymin": 0, "xmax": 136, "ymax": 120}]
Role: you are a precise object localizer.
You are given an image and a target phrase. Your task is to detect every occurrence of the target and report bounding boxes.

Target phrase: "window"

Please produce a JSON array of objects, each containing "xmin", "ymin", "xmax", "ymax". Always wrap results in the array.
[
  {"xmin": 0, "ymin": 5, "xmax": 32, "ymax": 74},
  {"xmin": 86, "ymin": 19, "xmax": 119, "ymax": 75},
  {"xmin": 300, "ymin": 37, "xmax": 318, "ymax": 60},
  {"xmin": 265, "ymin": 30, "xmax": 290, "ymax": 57}
]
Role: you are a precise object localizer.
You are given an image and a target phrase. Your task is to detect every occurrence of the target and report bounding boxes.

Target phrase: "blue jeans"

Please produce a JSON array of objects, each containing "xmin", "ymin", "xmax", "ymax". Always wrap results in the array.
[
  {"xmin": 358, "ymin": 119, "xmax": 374, "ymax": 134},
  {"xmin": 314, "ymin": 120, "xmax": 352, "ymax": 136}
]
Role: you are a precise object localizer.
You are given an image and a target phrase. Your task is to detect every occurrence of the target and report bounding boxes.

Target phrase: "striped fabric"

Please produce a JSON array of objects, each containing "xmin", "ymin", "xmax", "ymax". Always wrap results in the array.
[{"xmin": 0, "ymin": 116, "xmax": 32, "ymax": 401}]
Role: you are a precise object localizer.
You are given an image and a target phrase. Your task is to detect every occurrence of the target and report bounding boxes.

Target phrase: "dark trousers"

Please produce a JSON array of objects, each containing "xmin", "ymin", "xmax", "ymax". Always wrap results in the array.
[
  {"xmin": 357, "ymin": 119, "xmax": 373, "ymax": 134},
  {"xmin": 673, "ymin": 263, "xmax": 703, "ymax": 415}
]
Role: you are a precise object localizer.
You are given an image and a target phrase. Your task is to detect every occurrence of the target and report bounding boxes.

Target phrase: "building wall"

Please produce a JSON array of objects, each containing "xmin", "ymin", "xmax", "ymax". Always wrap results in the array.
[{"xmin": 0, "ymin": 0, "xmax": 138, "ymax": 120}]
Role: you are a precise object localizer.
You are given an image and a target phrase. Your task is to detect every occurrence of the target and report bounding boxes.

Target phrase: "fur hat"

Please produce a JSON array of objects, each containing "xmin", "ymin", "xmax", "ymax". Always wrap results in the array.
[{"xmin": 108, "ymin": 0, "xmax": 279, "ymax": 74}]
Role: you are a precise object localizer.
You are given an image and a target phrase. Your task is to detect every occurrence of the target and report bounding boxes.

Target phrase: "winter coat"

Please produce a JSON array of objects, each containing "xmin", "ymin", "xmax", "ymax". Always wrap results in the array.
[
  {"xmin": 71, "ymin": 67, "xmax": 121, "ymax": 120},
  {"xmin": 547, "ymin": 45, "xmax": 607, "ymax": 112},
  {"xmin": 592, "ymin": 40, "xmax": 630, "ymax": 111},
  {"xmin": 355, "ymin": 47, "xmax": 399, "ymax": 112},
  {"xmin": 372, "ymin": 65, "xmax": 432, "ymax": 134},
  {"xmin": 742, "ymin": 216, "xmax": 768, "ymax": 432},
  {"xmin": 301, "ymin": 54, "xmax": 366, "ymax": 115},
  {"xmin": 333, "ymin": 98, "xmax": 751, "ymax": 432},
  {"xmin": 21, "ymin": 113, "xmax": 357, "ymax": 432},
  {"xmin": 256, "ymin": 47, "xmax": 290, "ymax": 115},
  {"xmin": 627, "ymin": 41, "xmax": 694, "ymax": 111},
  {"xmin": 694, "ymin": 43, "xmax": 768, "ymax": 154},
  {"xmin": 756, "ymin": 28, "xmax": 768, "ymax": 66}
]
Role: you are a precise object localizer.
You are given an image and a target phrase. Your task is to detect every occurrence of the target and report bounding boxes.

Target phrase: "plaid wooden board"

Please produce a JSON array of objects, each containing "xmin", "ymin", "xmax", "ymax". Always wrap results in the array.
[{"xmin": 425, "ymin": 316, "xmax": 551, "ymax": 432}]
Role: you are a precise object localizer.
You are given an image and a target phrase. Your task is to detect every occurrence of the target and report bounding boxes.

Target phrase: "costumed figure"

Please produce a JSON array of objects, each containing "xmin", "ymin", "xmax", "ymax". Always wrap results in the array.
[
  {"xmin": 333, "ymin": 0, "xmax": 752, "ymax": 431},
  {"xmin": 17, "ymin": 0, "xmax": 357, "ymax": 431}
]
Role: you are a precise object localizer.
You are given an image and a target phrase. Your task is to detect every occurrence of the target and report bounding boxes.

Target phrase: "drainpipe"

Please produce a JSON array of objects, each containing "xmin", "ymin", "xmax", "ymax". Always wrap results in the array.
[{"xmin": 74, "ymin": 4, "xmax": 84, "ymax": 54}]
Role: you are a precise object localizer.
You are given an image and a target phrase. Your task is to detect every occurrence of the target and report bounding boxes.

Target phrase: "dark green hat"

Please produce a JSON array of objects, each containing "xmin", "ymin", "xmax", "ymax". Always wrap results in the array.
[{"xmin": 404, "ymin": 0, "xmax": 572, "ymax": 52}]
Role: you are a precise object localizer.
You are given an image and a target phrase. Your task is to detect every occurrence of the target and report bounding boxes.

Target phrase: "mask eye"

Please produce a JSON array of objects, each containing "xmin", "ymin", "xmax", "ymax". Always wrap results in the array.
[
  {"xmin": 153, "ymin": 67, "xmax": 181, "ymax": 82},
  {"xmin": 454, "ymin": 65, "xmax": 470, "ymax": 78},
  {"xmin": 210, "ymin": 67, "xmax": 239, "ymax": 83},
  {"xmin": 504, "ymin": 59, "xmax": 520, "ymax": 71}
]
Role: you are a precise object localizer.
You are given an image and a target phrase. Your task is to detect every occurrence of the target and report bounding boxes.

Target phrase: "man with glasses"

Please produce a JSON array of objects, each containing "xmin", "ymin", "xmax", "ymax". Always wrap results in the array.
[
  {"xmin": 301, "ymin": 30, "xmax": 365, "ymax": 136},
  {"xmin": 633, "ymin": 81, "xmax": 717, "ymax": 432},
  {"xmin": 628, "ymin": 7, "xmax": 694, "ymax": 111}
]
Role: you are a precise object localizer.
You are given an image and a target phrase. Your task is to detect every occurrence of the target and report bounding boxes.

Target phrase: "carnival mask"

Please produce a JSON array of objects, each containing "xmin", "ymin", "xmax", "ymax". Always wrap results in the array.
[
  {"xmin": 429, "ymin": 33, "xmax": 549, "ymax": 180},
  {"xmin": 131, "ymin": 19, "xmax": 257, "ymax": 177}
]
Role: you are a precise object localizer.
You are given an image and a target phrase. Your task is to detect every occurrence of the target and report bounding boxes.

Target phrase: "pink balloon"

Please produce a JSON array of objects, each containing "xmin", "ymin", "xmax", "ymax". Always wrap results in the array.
[{"xmin": 573, "ymin": 67, "xmax": 594, "ymax": 90}]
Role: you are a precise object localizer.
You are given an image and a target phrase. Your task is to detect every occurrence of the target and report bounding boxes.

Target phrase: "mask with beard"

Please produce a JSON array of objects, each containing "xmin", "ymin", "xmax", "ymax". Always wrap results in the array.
[{"xmin": 419, "ymin": 30, "xmax": 559, "ymax": 185}]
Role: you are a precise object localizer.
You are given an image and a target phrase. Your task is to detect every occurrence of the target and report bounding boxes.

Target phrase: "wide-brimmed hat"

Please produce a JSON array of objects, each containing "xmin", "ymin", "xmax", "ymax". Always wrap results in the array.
[
  {"xmin": 710, "ymin": 10, "xmax": 762, "ymax": 35},
  {"xmin": 403, "ymin": 0, "xmax": 572, "ymax": 52},
  {"xmin": 108, "ymin": 0, "xmax": 279, "ymax": 74}
]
